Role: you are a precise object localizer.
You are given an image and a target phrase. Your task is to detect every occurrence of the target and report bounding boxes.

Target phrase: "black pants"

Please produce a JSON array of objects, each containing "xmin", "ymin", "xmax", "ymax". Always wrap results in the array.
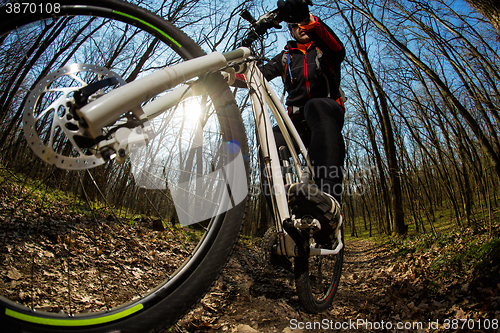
[{"xmin": 260, "ymin": 97, "xmax": 345, "ymax": 202}]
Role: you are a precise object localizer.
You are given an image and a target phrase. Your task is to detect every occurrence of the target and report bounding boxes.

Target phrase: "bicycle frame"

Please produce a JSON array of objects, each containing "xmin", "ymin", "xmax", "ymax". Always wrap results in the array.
[
  {"xmin": 76, "ymin": 47, "xmax": 343, "ymax": 257},
  {"xmin": 244, "ymin": 61, "xmax": 343, "ymax": 257}
]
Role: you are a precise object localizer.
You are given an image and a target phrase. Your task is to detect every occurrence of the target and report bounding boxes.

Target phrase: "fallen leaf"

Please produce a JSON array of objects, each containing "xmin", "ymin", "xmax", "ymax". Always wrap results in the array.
[{"xmin": 7, "ymin": 267, "xmax": 22, "ymax": 280}]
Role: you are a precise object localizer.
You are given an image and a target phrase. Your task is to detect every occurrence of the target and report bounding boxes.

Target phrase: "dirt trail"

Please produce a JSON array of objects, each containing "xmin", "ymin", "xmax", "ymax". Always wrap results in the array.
[
  {"xmin": 175, "ymin": 236, "xmax": 500, "ymax": 333},
  {"xmin": 175, "ymin": 239, "xmax": 395, "ymax": 333}
]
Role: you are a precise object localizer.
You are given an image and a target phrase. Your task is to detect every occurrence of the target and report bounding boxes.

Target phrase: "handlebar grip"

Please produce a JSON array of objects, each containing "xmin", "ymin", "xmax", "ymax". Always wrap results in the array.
[{"xmin": 240, "ymin": 9, "xmax": 256, "ymax": 24}]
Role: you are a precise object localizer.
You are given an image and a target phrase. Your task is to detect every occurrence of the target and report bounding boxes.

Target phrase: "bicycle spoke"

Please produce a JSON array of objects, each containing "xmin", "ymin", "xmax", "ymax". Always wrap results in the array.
[{"xmin": 0, "ymin": 2, "xmax": 247, "ymax": 330}]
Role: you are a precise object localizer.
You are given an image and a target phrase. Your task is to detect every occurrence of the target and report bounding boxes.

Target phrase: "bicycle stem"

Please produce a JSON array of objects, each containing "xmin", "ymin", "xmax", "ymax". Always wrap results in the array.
[{"xmin": 223, "ymin": 47, "xmax": 252, "ymax": 62}]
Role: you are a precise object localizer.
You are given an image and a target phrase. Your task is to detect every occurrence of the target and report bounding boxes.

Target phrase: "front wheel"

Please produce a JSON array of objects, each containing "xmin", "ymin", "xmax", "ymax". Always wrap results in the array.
[
  {"xmin": 0, "ymin": 1, "xmax": 248, "ymax": 332},
  {"xmin": 294, "ymin": 226, "xmax": 344, "ymax": 313}
]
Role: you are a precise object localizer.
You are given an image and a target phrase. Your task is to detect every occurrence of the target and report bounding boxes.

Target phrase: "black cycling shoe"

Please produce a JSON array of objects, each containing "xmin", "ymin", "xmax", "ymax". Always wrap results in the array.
[{"xmin": 287, "ymin": 183, "xmax": 341, "ymax": 245}]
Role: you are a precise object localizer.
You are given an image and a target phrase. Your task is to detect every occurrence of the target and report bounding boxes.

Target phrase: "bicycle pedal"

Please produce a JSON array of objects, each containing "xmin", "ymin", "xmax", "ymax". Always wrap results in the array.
[{"xmin": 292, "ymin": 215, "xmax": 321, "ymax": 232}]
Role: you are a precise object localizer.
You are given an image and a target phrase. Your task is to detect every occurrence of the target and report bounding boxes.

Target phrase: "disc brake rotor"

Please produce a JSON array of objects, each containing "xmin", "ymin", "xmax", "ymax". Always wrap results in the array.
[{"xmin": 23, "ymin": 64, "xmax": 126, "ymax": 170}]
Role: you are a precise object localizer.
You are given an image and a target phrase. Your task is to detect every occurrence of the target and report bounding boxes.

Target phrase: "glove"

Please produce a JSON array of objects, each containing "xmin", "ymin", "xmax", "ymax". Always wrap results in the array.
[{"xmin": 276, "ymin": 0, "xmax": 310, "ymax": 23}]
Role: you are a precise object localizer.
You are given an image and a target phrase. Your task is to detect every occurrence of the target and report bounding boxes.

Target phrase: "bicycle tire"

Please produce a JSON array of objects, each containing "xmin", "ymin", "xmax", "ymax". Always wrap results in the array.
[
  {"xmin": 294, "ymin": 226, "xmax": 344, "ymax": 313},
  {"xmin": 0, "ymin": 1, "xmax": 248, "ymax": 332}
]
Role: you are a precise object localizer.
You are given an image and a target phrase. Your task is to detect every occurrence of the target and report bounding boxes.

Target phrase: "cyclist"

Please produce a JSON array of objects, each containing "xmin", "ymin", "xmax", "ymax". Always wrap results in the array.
[{"xmin": 260, "ymin": 0, "xmax": 346, "ymax": 246}]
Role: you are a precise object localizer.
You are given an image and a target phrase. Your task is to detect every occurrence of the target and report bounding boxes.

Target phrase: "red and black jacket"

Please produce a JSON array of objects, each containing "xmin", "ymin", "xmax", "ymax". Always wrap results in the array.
[{"xmin": 259, "ymin": 16, "xmax": 345, "ymax": 112}]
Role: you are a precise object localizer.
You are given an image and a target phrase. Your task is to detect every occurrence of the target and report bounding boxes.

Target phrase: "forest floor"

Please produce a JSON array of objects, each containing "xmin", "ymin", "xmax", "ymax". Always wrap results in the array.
[{"xmin": 174, "ymin": 229, "xmax": 500, "ymax": 333}]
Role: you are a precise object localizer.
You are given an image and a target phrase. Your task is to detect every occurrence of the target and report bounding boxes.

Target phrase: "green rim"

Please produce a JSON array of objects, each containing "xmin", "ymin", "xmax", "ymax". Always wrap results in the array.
[
  {"xmin": 5, "ymin": 304, "xmax": 143, "ymax": 327},
  {"xmin": 112, "ymin": 10, "xmax": 182, "ymax": 48}
]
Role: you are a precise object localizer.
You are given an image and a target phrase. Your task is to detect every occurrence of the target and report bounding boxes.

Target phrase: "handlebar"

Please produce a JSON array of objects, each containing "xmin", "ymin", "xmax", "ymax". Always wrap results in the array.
[
  {"xmin": 239, "ymin": 1, "xmax": 313, "ymax": 47},
  {"xmin": 240, "ymin": 9, "xmax": 281, "ymax": 47}
]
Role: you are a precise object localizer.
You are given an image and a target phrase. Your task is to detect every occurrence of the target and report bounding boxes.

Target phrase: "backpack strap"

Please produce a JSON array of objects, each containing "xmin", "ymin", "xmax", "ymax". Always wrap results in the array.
[
  {"xmin": 281, "ymin": 51, "xmax": 288, "ymax": 75},
  {"xmin": 315, "ymin": 47, "xmax": 323, "ymax": 72},
  {"xmin": 281, "ymin": 51, "xmax": 292, "ymax": 103}
]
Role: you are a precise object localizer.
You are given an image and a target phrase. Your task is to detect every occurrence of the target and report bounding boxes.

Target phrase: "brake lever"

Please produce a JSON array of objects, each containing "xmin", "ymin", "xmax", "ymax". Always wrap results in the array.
[{"xmin": 241, "ymin": 9, "xmax": 282, "ymax": 32}]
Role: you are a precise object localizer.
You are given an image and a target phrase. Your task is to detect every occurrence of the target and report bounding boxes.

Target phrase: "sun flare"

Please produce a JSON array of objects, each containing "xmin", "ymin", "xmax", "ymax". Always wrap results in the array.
[{"xmin": 181, "ymin": 97, "xmax": 203, "ymax": 124}]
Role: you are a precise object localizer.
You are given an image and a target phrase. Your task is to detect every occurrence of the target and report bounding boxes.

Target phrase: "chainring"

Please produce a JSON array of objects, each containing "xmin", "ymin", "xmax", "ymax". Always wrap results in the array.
[{"xmin": 23, "ymin": 64, "xmax": 126, "ymax": 170}]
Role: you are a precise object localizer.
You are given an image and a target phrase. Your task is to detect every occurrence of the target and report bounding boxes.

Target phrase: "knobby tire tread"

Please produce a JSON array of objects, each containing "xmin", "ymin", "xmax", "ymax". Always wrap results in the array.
[{"xmin": 294, "ymin": 226, "xmax": 344, "ymax": 314}]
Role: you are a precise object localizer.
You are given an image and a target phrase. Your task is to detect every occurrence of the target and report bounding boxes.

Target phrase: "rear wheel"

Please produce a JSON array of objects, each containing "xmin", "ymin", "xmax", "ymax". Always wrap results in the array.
[
  {"xmin": 294, "ymin": 226, "xmax": 344, "ymax": 313},
  {"xmin": 0, "ymin": 1, "xmax": 248, "ymax": 332}
]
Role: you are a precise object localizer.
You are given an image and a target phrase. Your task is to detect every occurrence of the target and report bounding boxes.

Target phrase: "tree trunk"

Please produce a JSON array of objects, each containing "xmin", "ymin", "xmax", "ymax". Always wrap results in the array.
[
  {"xmin": 465, "ymin": 0, "xmax": 500, "ymax": 34},
  {"xmin": 338, "ymin": 7, "xmax": 406, "ymax": 235}
]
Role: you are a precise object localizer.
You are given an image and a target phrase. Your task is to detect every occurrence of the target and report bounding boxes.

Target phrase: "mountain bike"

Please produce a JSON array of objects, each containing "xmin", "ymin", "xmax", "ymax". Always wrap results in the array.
[{"xmin": 0, "ymin": 1, "xmax": 344, "ymax": 331}]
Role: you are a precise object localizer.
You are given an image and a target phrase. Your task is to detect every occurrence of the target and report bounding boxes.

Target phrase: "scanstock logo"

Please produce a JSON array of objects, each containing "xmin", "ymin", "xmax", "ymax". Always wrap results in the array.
[{"xmin": 128, "ymin": 120, "xmax": 247, "ymax": 226}]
